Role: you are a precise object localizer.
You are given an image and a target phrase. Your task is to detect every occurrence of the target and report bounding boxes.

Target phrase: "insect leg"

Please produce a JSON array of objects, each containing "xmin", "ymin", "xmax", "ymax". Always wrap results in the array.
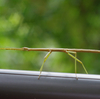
[
  {"xmin": 38, "ymin": 51, "xmax": 52, "ymax": 79},
  {"xmin": 66, "ymin": 51, "xmax": 88, "ymax": 79},
  {"xmin": 66, "ymin": 51, "xmax": 78, "ymax": 79}
]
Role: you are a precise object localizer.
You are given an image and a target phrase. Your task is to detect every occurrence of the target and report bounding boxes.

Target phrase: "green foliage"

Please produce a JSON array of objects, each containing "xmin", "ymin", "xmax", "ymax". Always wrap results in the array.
[{"xmin": 0, "ymin": 0, "xmax": 100, "ymax": 74}]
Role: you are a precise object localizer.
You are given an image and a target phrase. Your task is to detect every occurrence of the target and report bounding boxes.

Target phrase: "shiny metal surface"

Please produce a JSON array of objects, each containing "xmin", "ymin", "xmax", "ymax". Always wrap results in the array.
[{"xmin": 0, "ymin": 69, "xmax": 100, "ymax": 99}]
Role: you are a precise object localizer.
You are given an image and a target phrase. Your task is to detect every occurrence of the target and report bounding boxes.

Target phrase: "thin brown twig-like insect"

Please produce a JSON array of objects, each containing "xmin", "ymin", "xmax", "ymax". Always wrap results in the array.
[{"xmin": 0, "ymin": 47, "xmax": 100, "ymax": 79}]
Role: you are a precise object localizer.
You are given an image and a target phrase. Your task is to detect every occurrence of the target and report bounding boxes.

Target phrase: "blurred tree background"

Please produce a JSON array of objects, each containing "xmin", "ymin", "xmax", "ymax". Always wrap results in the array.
[{"xmin": 0, "ymin": 0, "xmax": 100, "ymax": 74}]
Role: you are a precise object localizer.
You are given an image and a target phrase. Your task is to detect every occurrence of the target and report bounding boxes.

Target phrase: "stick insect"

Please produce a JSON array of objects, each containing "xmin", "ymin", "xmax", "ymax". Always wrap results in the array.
[{"xmin": 0, "ymin": 47, "xmax": 100, "ymax": 79}]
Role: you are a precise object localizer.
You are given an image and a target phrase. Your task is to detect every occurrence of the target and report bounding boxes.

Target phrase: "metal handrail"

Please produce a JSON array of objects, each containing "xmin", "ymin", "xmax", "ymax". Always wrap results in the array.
[{"xmin": 0, "ymin": 69, "xmax": 100, "ymax": 99}]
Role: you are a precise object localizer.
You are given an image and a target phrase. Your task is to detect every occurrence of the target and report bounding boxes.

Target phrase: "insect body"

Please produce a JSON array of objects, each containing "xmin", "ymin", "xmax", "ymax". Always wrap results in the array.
[{"xmin": 1, "ymin": 47, "xmax": 100, "ymax": 79}]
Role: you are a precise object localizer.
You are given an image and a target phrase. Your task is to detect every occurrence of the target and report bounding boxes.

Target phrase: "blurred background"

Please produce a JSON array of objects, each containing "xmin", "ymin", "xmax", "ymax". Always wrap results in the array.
[{"xmin": 0, "ymin": 0, "xmax": 100, "ymax": 74}]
